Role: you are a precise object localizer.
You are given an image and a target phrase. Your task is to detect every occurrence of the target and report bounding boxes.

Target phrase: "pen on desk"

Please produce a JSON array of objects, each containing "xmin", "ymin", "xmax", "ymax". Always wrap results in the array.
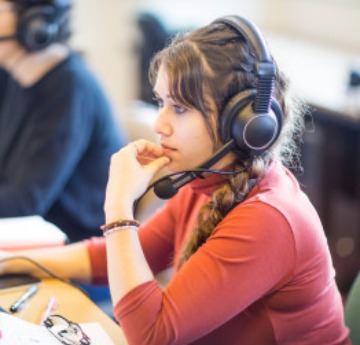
[
  {"xmin": 39, "ymin": 297, "xmax": 57, "ymax": 324},
  {"xmin": 9, "ymin": 284, "xmax": 39, "ymax": 313}
]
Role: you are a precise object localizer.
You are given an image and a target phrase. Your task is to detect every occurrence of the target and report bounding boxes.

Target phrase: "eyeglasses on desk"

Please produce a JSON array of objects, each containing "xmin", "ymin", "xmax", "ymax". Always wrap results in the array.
[{"xmin": 43, "ymin": 314, "xmax": 91, "ymax": 345}]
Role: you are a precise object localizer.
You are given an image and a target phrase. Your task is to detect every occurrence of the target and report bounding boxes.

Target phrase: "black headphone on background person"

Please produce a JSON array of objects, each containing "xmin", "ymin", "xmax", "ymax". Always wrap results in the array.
[
  {"xmin": 214, "ymin": 15, "xmax": 284, "ymax": 157},
  {"xmin": 17, "ymin": 0, "xmax": 72, "ymax": 51},
  {"xmin": 0, "ymin": 0, "xmax": 71, "ymax": 51}
]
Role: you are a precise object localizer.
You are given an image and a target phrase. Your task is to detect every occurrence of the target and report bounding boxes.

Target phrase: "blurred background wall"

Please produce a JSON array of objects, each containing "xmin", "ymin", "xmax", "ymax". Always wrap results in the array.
[
  {"xmin": 70, "ymin": 0, "xmax": 140, "ymax": 121},
  {"xmin": 69, "ymin": 0, "xmax": 360, "ymax": 119}
]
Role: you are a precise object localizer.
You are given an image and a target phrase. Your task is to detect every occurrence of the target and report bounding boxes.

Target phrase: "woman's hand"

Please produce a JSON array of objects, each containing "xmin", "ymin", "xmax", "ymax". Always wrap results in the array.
[{"xmin": 104, "ymin": 140, "xmax": 171, "ymax": 222}]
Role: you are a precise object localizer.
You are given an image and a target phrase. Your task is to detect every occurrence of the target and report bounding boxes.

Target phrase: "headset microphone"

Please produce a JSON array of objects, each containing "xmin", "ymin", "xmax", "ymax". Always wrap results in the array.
[{"xmin": 153, "ymin": 139, "xmax": 237, "ymax": 199}]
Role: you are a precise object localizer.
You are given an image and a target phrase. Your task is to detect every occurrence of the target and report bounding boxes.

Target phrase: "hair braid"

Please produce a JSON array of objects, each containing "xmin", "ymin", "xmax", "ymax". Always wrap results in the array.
[{"xmin": 177, "ymin": 156, "xmax": 268, "ymax": 268}]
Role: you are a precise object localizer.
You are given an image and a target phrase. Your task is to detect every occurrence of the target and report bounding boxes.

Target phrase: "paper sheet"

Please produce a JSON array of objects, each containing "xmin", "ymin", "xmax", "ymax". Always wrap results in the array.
[
  {"xmin": 81, "ymin": 322, "xmax": 116, "ymax": 345},
  {"xmin": 0, "ymin": 216, "xmax": 67, "ymax": 250},
  {"xmin": 0, "ymin": 312, "xmax": 59, "ymax": 345},
  {"xmin": 0, "ymin": 312, "xmax": 115, "ymax": 345}
]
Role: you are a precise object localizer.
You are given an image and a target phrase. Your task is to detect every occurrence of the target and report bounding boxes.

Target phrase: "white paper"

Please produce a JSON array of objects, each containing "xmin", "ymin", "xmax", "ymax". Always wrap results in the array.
[
  {"xmin": 81, "ymin": 322, "xmax": 116, "ymax": 345},
  {"xmin": 0, "ymin": 312, "xmax": 115, "ymax": 345},
  {"xmin": 0, "ymin": 312, "xmax": 59, "ymax": 344},
  {"xmin": 0, "ymin": 216, "xmax": 67, "ymax": 250}
]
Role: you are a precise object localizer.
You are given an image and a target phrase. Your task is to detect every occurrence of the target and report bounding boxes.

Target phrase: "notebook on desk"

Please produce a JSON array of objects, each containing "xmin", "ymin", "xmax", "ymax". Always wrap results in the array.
[{"xmin": 0, "ymin": 216, "xmax": 67, "ymax": 250}]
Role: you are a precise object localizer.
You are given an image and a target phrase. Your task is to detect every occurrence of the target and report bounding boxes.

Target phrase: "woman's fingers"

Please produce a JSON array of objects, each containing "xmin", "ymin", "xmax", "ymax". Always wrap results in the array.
[
  {"xmin": 131, "ymin": 140, "xmax": 170, "ymax": 167},
  {"xmin": 146, "ymin": 156, "xmax": 171, "ymax": 175},
  {"xmin": 133, "ymin": 139, "xmax": 165, "ymax": 158},
  {"xmin": 107, "ymin": 140, "xmax": 170, "ymax": 200},
  {"xmin": 132, "ymin": 139, "xmax": 171, "ymax": 175}
]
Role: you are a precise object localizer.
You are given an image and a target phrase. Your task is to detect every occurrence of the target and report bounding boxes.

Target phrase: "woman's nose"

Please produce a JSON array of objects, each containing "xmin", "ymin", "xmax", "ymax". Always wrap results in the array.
[{"xmin": 152, "ymin": 107, "xmax": 172, "ymax": 137}]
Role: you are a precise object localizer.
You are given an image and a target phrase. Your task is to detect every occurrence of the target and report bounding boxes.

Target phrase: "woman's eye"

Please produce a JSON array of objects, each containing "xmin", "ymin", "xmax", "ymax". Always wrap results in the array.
[
  {"xmin": 153, "ymin": 96, "xmax": 187, "ymax": 114},
  {"xmin": 173, "ymin": 104, "xmax": 187, "ymax": 114}
]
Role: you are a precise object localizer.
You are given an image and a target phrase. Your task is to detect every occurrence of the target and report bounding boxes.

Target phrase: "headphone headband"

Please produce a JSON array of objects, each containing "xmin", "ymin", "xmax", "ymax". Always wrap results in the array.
[
  {"xmin": 212, "ymin": 15, "xmax": 276, "ymax": 114},
  {"xmin": 214, "ymin": 15, "xmax": 283, "ymax": 156},
  {"xmin": 212, "ymin": 15, "xmax": 273, "ymax": 64}
]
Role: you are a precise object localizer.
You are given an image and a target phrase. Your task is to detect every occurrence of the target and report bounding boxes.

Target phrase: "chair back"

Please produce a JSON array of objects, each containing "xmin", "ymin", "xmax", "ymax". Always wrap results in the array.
[{"xmin": 345, "ymin": 272, "xmax": 360, "ymax": 344}]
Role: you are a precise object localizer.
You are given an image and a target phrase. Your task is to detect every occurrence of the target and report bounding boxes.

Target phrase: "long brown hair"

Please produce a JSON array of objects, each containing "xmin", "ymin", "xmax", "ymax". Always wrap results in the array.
[{"xmin": 149, "ymin": 21, "xmax": 305, "ymax": 268}]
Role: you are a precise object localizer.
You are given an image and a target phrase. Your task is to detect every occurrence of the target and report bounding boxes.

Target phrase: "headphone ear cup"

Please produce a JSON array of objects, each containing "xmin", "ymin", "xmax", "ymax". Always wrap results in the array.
[
  {"xmin": 220, "ymin": 89, "xmax": 283, "ymax": 155},
  {"xmin": 17, "ymin": 6, "xmax": 59, "ymax": 51}
]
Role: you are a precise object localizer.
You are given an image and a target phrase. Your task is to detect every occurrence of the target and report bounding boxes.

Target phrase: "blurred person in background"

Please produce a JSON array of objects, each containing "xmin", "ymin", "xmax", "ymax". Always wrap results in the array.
[{"xmin": 0, "ymin": 0, "xmax": 126, "ymax": 242}]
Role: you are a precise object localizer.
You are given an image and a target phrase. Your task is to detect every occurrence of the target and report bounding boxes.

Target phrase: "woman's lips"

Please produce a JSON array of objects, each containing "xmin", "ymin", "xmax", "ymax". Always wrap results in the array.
[{"xmin": 161, "ymin": 143, "xmax": 176, "ymax": 153}]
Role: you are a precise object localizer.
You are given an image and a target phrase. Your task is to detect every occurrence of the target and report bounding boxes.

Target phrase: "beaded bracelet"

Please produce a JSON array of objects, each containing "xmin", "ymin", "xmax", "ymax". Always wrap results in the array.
[
  {"xmin": 100, "ymin": 219, "xmax": 140, "ymax": 231},
  {"xmin": 103, "ymin": 225, "xmax": 139, "ymax": 237}
]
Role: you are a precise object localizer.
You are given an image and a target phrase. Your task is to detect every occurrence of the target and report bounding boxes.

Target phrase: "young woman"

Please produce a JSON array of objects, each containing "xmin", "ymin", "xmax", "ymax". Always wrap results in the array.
[{"xmin": 0, "ymin": 15, "xmax": 351, "ymax": 345}]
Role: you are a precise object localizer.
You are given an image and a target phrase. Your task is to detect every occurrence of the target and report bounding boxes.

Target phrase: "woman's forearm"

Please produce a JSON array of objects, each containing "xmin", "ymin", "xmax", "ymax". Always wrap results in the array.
[
  {"xmin": 0, "ymin": 242, "xmax": 92, "ymax": 283},
  {"xmin": 106, "ymin": 229, "xmax": 154, "ymax": 305},
  {"xmin": 103, "ymin": 141, "xmax": 170, "ymax": 305}
]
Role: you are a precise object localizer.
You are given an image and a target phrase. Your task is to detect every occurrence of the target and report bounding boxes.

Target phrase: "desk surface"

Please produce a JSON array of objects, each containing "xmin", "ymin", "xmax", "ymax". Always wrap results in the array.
[{"xmin": 0, "ymin": 278, "xmax": 127, "ymax": 345}]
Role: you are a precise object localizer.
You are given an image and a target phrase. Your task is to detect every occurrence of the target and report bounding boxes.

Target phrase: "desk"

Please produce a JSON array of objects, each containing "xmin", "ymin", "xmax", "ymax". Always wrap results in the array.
[{"xmin": 0, "ymin": 279, "xmax": 128, "ymax": 345}]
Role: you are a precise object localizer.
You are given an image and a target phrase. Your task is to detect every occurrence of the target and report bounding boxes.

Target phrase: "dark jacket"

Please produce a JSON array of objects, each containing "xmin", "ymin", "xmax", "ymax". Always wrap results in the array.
[{"xmin": 0, "ymin": 52, "xmax": 126, "ymax": 241}]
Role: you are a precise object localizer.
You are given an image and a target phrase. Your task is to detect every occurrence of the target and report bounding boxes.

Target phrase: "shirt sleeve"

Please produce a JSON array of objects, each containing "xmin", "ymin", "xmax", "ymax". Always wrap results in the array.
[
  {"xmin": 84, "ymin": 237, "xmax": 108, "ymax": 285},
  {"xmin": 113, "ymin": 201, "xmax": 296, "ymax": 345}
]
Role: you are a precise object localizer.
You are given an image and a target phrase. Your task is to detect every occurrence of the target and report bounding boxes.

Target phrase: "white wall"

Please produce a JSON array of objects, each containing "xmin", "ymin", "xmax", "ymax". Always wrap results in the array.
[
  {"xmin": 70, "ymin": 0, "xmax": 140, "ymax": 121},
  {"xmin": 138, "ymin": 0, "xmax": 360, "ymax": 53},
  {"xmin": 263, "ymin": 0, "xmax": 360, "ymax": 54},
  {"xmin": 68, "ymin": 0, "xmax": 360, "ymax": 123},
  {"xmin": 137, "ymin": 0, "xmax": 269, "ymax": 30}
]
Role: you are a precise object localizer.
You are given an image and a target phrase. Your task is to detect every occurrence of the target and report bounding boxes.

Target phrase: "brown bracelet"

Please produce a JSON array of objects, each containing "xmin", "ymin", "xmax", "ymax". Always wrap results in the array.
[
  {"xmin": 100, "ymin": 219, "xmax": 140, "ymax": 232},
  {"xmin": 103, "ymin": 225, "xmax": 139, "ymax": 237}
]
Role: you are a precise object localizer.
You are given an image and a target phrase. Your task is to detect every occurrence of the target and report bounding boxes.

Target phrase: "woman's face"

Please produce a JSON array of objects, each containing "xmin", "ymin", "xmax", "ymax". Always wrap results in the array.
[
  {"xmin": 0, "ymin": 1, "xmax": 20, "ymax": 64},
  {"xmin": 152, "ymin": 64, "xmax": 216, "ymax": 173}
]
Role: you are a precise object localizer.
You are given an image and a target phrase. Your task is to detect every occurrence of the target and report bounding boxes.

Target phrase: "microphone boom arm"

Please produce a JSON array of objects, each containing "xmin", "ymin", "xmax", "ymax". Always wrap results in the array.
[{"xmin": 154, "ymin": 139, "xmax": 237, "ymax": 199}]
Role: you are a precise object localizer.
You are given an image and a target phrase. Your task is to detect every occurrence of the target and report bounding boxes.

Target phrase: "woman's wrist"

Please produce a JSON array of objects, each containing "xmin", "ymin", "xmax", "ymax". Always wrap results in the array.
[
  {"xmin": 101, "ymin": 219, "xmax": 140, "ymax": 237},
  {"xmin": 105, "ymin": 213, "xmax": 135, "ymax": 224},
  {"xmin": 104, "ymin": 225, "xmax": 139, "ymax": 237},
  {"xmin": 104, "ymin": 203, "xmax": 134, "ymax": 224}
]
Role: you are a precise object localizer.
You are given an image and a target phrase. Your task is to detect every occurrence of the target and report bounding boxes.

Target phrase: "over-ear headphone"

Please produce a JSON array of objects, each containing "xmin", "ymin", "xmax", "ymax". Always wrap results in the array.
[
  {"xmin": 15, "ymin": 0, "xmax": 71, "ymax": 51},
  {"xmin": 214, "ymin": 15, "xmax": 283, "ymax": 157}
]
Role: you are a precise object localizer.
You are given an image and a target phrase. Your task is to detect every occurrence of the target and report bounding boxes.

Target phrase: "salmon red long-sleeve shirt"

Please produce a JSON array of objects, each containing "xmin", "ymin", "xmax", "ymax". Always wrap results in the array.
[{"xmin": 85, "ymin": 160, "xmax": 351, "ymax": 345}]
